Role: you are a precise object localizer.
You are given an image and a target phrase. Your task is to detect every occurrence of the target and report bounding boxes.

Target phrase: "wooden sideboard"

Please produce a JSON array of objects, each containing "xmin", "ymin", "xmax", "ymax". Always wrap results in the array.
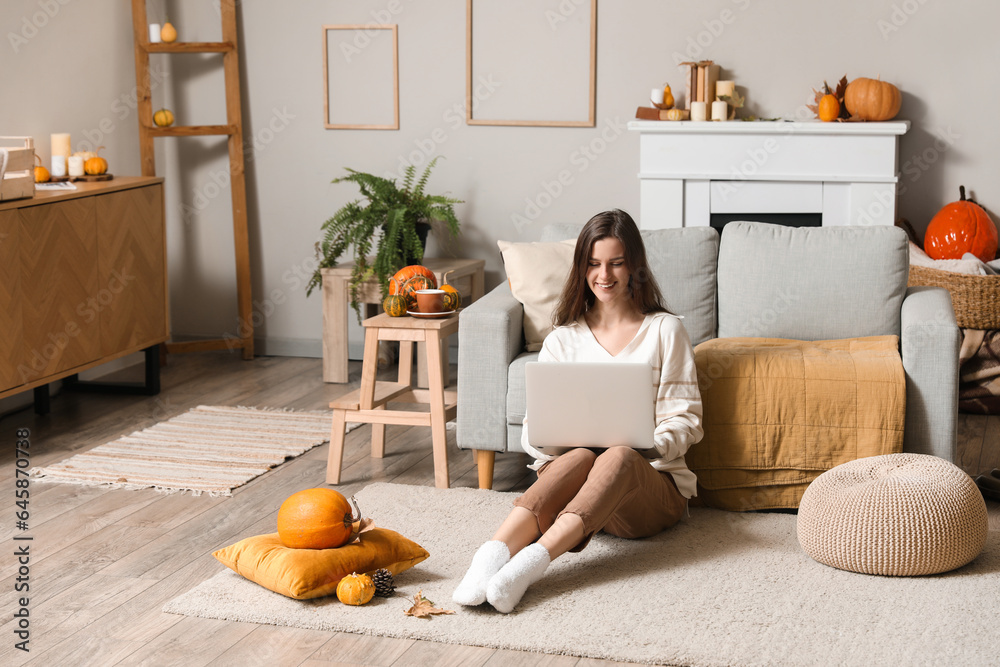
[{"xmin": 0, "ymin": 176, "xmax": 168, "ymax": 404}]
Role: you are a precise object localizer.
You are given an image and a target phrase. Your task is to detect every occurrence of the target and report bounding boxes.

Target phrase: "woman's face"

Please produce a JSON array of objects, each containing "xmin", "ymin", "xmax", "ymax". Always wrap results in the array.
[{"xmin": 587, "ymin": 237, "xmax": 631, "ymax": 305}]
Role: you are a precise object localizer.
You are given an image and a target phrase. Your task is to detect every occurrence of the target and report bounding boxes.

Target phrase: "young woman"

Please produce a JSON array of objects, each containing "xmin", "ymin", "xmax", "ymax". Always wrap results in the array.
[{"xmin": 452, "ymin": 209, "xmax": 704, "ymax": 613}]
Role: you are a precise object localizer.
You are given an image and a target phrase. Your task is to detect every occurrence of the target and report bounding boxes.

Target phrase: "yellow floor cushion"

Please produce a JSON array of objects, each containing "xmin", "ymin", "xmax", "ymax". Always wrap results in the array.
[
  {"xmin": 690, "ymin": 336, "xmax": 905, "ymax": 510},
  {"xmin": 214, "ymin": 528, "xmax": 429, "ymax": 600}
]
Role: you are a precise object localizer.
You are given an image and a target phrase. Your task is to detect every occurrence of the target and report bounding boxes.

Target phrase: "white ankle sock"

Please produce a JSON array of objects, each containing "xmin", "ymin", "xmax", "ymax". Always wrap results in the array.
[
  {"xmin": 486, "ymin": 542, "xmax": 550, "ymax": 613},
  {"xmin": 452, "ymin": 540, "xmax": 510, "ymax": 606}
]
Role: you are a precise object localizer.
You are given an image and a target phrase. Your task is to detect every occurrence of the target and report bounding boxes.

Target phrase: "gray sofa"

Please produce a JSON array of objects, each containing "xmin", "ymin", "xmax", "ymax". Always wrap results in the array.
[{"xmin": 457, "ymin": 221, "xmax": 961, "ymax": 489}]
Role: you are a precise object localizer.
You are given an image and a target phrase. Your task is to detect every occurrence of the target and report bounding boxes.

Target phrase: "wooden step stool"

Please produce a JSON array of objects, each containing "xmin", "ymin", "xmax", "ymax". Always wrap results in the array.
[{"xmin": 326, "ymin": 311, "xmax": 460, "ymax": 489}]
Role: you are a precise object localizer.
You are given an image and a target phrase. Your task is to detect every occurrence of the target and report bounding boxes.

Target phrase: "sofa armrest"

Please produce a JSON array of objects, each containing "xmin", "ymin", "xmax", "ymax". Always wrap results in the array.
[
  {"xmin": 900, "ymin": 286, "xmax": 961, "ymax": 462},
  {"xmin": 457, "ymin": 282, "xmax": 525, "ymax": 453}
]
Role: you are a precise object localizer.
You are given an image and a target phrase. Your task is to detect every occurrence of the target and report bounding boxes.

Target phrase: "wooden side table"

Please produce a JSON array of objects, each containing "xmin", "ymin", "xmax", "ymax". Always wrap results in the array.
[
  {"xmin": 321, "ymin": 257, "xmax": 485, "ymax": 384},
  {"xmin": 327, "ymin": 312, "xmax": 460, "ymax": 489}
]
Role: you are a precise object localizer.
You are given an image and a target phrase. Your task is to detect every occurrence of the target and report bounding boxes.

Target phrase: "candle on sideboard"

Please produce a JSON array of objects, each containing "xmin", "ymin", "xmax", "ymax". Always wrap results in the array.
[
  {"xmin": 67, "ymin": 155, "xmax": 85, "ymax": 177},
  {"xmin": 712, "ymin": 100, "xmax": 729, "ymax": 121},
  {"xmin": 51, "ymin": 132, "xmax": 71, "ymax": 157},
  {"xmin": 715, "ymin": 80, "xmax": 735, "ymax": 100},
  {"xmin": 690, "ymin": 101, "xmax": 707, "ymax": 122},
  {"xmin": 51, "ymin": 155, "xmax": 67, "ymax": 178}
]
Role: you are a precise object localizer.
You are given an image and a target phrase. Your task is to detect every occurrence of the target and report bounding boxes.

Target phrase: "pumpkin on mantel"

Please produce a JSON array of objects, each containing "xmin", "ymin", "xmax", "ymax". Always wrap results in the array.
[{"xmin": 844, "ymin": 77, "xmax": 901, "ymax": 121}]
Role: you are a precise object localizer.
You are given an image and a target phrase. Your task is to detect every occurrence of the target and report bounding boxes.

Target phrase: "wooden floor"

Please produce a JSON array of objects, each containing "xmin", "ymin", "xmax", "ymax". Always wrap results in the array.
[{"xmin": 1, "ymin": 352, "xmax": 997, "ymax": 667}]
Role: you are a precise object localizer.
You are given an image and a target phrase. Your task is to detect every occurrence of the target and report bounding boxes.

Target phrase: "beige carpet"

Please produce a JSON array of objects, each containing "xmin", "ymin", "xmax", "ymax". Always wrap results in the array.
[
  {"xmin": 31, "ymin": 406, "xmax": 354, "ymax": 497},
  {"xmin": 165, "ymin": 482, "xmax": 999, "ymax": 666}
]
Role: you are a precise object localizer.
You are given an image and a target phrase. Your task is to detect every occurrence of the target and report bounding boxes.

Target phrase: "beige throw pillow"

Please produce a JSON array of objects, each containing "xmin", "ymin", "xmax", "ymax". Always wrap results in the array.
[{"xmin": 498, "ymin": 238, "xmax": 576, "ymax": 351}]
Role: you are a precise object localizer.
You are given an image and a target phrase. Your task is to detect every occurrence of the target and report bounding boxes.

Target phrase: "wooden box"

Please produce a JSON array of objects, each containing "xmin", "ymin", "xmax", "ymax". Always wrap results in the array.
[{"xmin": 0, "ymin": 136, "xmax": 35, "ymax": 202}]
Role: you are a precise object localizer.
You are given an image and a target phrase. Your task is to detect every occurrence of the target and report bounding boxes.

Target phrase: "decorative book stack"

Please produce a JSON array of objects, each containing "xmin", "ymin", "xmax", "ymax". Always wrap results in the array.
[{"xmin": 679, "ymin": 60, "xmax": 720, "ymax": 110}]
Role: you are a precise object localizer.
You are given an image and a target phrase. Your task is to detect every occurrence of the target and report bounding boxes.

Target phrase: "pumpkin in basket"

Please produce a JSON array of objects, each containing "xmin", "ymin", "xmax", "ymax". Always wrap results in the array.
[{"xmin": 924, "ymin": 186, "xmax": 998, "ymax": 262}]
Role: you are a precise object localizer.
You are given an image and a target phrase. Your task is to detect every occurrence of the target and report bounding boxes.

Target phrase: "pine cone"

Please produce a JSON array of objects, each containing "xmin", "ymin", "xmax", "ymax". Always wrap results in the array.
[{"xmin": 371, "ymin": 568, "xmax": 395, "ymax": 597}]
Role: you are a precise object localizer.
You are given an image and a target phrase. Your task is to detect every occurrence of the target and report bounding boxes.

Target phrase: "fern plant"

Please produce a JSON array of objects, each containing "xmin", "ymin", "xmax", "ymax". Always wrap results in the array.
[{"xmin": 306, "ymin": 157, "xmax": 462, "ymax": 319}]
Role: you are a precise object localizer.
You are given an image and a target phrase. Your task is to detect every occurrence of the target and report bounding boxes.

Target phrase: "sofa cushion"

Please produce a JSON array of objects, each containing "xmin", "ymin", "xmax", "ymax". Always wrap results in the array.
[
  {"xmin": 717, "ymin": 222, "xmax": 908, "ymax": 340},
  {"xmin": 689, "ymin": 336, "xmax": 906, "ymax": 511},
  {"xmin": 498, "ymin": 239, "xmax": 576, "ymax": 352},
  {"xmin": 642, "ymin": 227, "xmax": 719, "ymax": 346}
]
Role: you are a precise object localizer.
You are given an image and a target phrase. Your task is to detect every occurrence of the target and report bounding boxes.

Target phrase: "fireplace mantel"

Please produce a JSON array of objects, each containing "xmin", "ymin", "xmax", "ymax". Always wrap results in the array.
[{"xmin": 628, "ymin": 120, "xmax": 910, "ymax": 229}]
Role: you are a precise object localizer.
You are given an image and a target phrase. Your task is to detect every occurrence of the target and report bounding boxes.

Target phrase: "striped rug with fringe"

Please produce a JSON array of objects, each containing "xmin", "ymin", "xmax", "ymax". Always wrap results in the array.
[{"xmin": 31, "ymin": 406, "xmax": 356, "ymax": 497}]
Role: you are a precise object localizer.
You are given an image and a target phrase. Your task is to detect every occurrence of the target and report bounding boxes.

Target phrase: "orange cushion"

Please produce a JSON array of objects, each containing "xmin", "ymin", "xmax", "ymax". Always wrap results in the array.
[{"xmin": 213, "ymin": 527, "xmax": 429, "ymax": 600}]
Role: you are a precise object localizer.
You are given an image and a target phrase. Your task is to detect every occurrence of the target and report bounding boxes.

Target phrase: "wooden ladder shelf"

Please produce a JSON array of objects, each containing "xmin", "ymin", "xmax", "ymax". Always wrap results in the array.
[{"xmin": 130, "ymin": 0, "xmax": 253, "ymax": 360}]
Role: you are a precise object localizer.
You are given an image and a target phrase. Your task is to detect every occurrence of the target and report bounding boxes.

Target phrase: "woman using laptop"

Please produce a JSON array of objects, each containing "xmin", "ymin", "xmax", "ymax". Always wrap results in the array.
[{"xmin": 453, "ymin": 208, "xmax": 704, "ymax": 613}]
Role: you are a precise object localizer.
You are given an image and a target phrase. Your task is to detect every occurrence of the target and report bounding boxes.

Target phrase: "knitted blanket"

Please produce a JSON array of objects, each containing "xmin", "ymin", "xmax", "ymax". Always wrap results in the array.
[{"xmin": 959, "ymin": 329, "xmax": 1000, "ymax": 414}]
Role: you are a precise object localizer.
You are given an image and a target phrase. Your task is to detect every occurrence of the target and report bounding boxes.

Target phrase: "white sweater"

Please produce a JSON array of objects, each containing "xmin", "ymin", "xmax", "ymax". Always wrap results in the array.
[{"xmin": 520, "ymin": 312, "xmax": 704, "ymax": 498}]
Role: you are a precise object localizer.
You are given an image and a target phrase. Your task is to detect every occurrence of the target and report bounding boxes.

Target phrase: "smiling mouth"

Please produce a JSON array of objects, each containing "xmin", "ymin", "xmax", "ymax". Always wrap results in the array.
[{"xmin": 595, "ymin": 281, "xmax": 616, "ymax": 290}]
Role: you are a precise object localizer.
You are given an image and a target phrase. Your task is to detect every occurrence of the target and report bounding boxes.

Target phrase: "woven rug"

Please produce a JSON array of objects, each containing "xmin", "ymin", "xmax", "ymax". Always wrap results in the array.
[
  {"xmin": 164, "ymin": 482, "xmax": 999, "ymax": 666},
  {"xmin": 31, "ymin": 406, "xmax": 355, "ymax": 497}
]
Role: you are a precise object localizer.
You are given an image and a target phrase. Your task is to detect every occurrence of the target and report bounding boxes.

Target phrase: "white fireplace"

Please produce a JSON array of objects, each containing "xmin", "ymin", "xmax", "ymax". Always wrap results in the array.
[{"xmin": 628, "ymin": 120, "xmax": 910, "ymax": 229}]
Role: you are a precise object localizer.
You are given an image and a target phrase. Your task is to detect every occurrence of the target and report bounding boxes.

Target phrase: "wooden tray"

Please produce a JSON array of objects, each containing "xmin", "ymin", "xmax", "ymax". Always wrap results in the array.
[{"xmin": 50, "ymin": 173, "xmax": 114, "ymax": 182}]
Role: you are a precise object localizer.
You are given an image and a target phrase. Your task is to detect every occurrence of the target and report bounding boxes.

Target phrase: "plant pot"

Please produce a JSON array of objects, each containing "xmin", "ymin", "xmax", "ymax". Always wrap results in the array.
[{"xmin": 392, "ymin": 221, "xmax": 431, "ymax": 266}]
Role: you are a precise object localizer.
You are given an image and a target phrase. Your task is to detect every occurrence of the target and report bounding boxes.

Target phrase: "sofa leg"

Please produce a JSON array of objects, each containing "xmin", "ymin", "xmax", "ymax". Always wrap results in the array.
[{"xmin": 475, "ymin": 450, "xmax": 495, "ymax": 490}]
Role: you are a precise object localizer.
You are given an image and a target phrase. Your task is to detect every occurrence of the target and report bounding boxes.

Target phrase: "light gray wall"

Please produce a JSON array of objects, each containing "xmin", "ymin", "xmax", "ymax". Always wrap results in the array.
[{"xmin": 4, "ymin": 0, "xmax": 999, "ymax": 360}]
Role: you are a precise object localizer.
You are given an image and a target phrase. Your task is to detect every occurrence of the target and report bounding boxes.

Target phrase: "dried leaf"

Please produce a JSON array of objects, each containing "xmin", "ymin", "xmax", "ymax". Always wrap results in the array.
[
  {"xmin": 343, "ymin": 518, "xmax": 376, "ymax": 545},
  {"xmin": 404, "ymin": 591, "xmax": 455, "ymax": 618},
  {"xmin": 834, "ymin": 75, "xmax": 848, "ymax": 100}
]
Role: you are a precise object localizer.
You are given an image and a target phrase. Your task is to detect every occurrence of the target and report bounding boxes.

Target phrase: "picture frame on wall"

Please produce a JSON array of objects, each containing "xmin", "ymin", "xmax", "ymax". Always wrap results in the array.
[
  {"xmin": 466, "ymin": 0, "xmax": 596, "ymax": 127},
  {"xmin": 323, "ymin": 24, "xmax": 400, "ymax": 130}
]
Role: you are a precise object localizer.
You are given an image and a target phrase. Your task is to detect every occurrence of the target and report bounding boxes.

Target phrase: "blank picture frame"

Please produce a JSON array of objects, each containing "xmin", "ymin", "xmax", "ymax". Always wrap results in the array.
[
  {"xmin": 466, "ymin": 0, "xmax": 596, "ymax": 127},
  {"xmin": 323, "ymin": 24, "xmax": 399, "ymax": 130}
]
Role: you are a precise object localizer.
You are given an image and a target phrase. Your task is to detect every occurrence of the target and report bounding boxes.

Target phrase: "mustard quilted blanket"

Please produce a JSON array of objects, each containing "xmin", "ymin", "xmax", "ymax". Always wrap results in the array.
[{"xmin": 689, "ymin": 336, "xmax": 905, "ymax": 510}]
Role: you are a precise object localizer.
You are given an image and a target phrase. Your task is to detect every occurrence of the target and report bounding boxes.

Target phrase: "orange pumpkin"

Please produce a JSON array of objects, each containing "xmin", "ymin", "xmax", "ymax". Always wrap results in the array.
[
  {"xmin": 924, "ymin": 186, "xmax": 998, "ymax": 262},
  {"xmin": 336, "ymin": 572, "xmax": 375, "ymax": 605},
  {"xmin": 389, "ymin": 265, "xmax": 437, "ymax": 293},
  {"xmin": 844, "ymin": 77, "xmax": 901, "ymax": 121},
  {"xmin": 276, "ymin": 488, "xmax": 361, "ymax": 550},
  {"xmin": 400, "ymin": 275, "xmax": 434, "ymax": 311},
  {"xmin": 818, "ymin": 94, "xmax": 840, "ymax": 122}
]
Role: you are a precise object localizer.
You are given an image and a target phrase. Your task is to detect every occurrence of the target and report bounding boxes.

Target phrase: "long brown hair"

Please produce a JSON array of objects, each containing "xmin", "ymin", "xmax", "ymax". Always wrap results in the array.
[{"xmin": 553, "ymin": 209, "xmax": 668, "ymax": 326}]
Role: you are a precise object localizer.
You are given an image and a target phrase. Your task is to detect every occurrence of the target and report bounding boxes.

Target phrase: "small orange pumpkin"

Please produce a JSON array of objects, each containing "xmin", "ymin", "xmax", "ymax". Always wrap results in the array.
[
  {"xmin": 33, "ymin": 154, "xmax": 50, "ymax": 183},
  {"xmin": 818, "ymin": 94, "xmax": 840, "ymax": 122},
  {"xmin": 844, "ymin": 77, "xmax": 901, "ymax": 121},
  {"xmin": 84, "ymin": 147, "xmax": 108, "ymax": 175},
  {"xmin": 276, "ymin": 488, "xmax": 361, "ymax": 550},
  {"xmin": 336, "ymin": 572, "xmax": 375, "ymax": 605},
  {"xmin": 382, "ymin": 278, "xmax": 408, "ymax": 316},
  {"xmin": 924, "ymin": 186, "xmax": 998, "ymax": 262}
]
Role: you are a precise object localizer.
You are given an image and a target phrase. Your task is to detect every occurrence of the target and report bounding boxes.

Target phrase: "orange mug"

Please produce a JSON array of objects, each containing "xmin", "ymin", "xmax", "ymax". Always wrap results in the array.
[{"xmin": 414, "ymin": 289, "xmax": 446, "ymax": 313}]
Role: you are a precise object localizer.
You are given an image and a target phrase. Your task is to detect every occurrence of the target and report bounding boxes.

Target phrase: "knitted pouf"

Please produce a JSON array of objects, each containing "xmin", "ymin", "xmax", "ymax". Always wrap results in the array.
[{"xmin": 797, "ymin": 453, "xmax": 989, "ymax": 576}]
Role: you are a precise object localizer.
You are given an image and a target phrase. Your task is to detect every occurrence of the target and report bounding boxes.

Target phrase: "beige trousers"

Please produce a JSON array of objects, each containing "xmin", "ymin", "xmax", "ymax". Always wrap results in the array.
[{"xmin": 513, "ymin": 446, "xmax": 687, "ymax": 552}]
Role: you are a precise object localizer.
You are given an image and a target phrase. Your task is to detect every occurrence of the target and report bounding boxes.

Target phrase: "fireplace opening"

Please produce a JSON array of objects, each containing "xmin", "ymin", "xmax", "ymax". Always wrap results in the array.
[{"xmin": 710, "ymin": 213, "xmax": 823, "ymax": 233}]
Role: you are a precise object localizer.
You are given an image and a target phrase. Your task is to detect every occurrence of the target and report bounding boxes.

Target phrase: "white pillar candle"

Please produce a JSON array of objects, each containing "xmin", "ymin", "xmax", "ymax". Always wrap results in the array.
[
  {"xmin": 50, "ymin": 132, "xmax": 71, "ymax": 157},
  {"xmin": 51, "ymin": 155, "xmax": 67, "ymax": 177},
  {"xmin": 650, "ymin": 87, "xmax": 663, "ymax": 107},
  {"xmin": 67, "ymin": 155, "xmax": 85, "ymax": 177},
  {"xmin": 690, "ymin": 101, "xmax": 707, "ymax": 122},
  {"xmin": 715, "ymin": 80, "xmax": 735, "ymax": 100},
  {"xmin": 149, "ymin": 23, "xmax": 161, "ymax": 43},
  {"xmin": 712, "ymin": 100, "xmax": 729, "ymax": 121}
]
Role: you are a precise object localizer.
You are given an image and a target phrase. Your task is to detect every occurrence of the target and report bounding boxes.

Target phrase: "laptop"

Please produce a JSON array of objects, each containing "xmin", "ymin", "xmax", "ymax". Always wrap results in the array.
[{"xmin": 524, "ymin": 362, "xmax": 656, "ymax": 453}]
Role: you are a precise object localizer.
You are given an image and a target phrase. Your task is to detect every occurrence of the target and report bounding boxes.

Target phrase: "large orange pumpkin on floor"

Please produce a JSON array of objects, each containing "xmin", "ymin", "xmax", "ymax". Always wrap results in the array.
[
  {"xmin": 924, "ymin": 186, "xmax": 998, "ymax": 262},
  {"xmin": 277, "ymin": 488, "xmax": 361, "ymax": 549}
]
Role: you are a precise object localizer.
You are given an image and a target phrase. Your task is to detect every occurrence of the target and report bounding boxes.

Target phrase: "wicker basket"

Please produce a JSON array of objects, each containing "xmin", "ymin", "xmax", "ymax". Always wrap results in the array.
[{"xmin": 908, "ymin": 264, "xmax": 1000, "ymax": 329}]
